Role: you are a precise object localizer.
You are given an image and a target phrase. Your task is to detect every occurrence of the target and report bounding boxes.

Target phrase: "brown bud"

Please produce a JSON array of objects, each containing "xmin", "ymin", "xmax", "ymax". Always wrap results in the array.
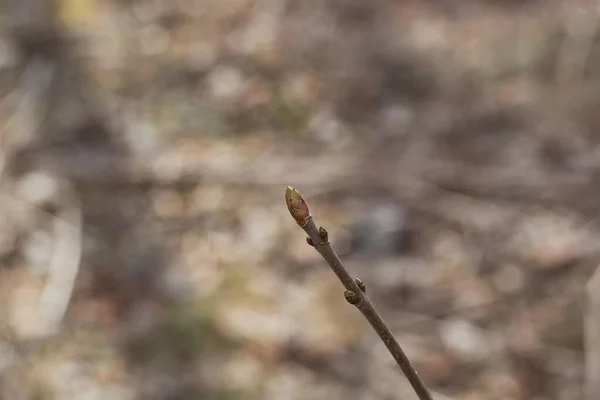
[
  {"xmin": 285, "ymin": 186, "xmax": 311, "ymax": 226},
  {"xmin": 355, "ymin": 278, "xmax": 366, "ymax": 293},
  {"xmin": 318, "ymin": 227, "xmax": 329, "ymax": 243},
  {"xmin": 344, "ymin": 291, "xmax": 359, "ymax": 304}
]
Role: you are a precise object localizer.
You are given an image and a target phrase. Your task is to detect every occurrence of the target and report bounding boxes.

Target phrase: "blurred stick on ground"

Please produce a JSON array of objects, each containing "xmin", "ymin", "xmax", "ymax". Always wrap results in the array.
[{"xmin": 585, "ymin": 265, "xmax": 600, "ymax": 400}]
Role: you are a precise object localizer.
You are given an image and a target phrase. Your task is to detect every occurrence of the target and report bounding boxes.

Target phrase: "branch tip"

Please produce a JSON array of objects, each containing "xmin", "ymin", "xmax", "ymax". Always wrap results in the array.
[{"xmin": 285, "ymin": 186, "xmax": 311, "ymax": 225}]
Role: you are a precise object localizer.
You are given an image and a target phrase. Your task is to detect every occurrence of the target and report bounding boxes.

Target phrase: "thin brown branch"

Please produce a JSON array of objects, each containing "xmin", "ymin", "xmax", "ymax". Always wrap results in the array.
[{"xmin": 285, "ymin": 186, "xmax": 433, "ymax": 400}]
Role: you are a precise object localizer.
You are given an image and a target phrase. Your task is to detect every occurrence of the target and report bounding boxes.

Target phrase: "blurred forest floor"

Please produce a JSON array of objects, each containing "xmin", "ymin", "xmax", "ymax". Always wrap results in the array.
[{"xmin": 1, "ymin": 0, "xmax": 600, "ymax": 399}]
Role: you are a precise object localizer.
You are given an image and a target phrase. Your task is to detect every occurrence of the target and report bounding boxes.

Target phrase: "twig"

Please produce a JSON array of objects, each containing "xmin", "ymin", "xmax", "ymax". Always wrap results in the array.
[{"xmin": 284, "ymin": 186, "xmax": 433, "ymax": 400}]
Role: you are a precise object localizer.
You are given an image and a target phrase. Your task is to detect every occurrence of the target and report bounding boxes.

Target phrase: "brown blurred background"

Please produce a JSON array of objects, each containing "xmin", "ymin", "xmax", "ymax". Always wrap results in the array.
[{"xmin": 1, "ymin": 0, "xmax": 600, "ymax": 399}]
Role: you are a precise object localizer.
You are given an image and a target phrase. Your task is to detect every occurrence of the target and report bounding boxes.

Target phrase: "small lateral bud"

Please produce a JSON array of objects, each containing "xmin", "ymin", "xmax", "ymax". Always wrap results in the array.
[
  {"xmin": 355, "ymin": 278, "xmax": 366, "ymax": 293},
  {"xmin": 318, "ymin": 227, "xmax": 329, "ymax": 243},
  {"xmin": 344, "ymin": 290, "xmax": 359, "ymax": 304}
]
